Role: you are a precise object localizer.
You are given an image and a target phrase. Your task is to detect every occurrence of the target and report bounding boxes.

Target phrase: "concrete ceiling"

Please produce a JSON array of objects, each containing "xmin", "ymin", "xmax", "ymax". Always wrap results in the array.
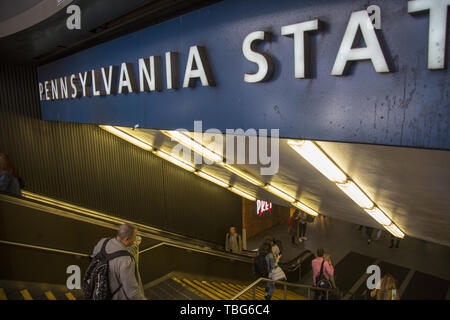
[
  {"xmin": 117, "ymin": 127, "xmax": 450, "ymax": 247},
  {"xmin": 0, "ymin": 0, "xmax": 219, "ymax": 64}
]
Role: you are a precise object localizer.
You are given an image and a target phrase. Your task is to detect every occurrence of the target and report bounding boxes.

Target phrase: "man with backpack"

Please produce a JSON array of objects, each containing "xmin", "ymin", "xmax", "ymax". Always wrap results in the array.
[{"xmin": 82, "ymin": 223, "xmax": 146, "ymax": 300}]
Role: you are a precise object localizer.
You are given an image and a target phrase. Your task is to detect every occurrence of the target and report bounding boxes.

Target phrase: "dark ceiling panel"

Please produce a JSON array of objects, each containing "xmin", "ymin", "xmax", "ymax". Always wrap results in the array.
[
  {"xmin": 0, "ymin": 0, "xmax": 220, "ymax": 65},
  {"xmin": 0, "ymin": 0, "xmax": 44, "ymax": 22}
]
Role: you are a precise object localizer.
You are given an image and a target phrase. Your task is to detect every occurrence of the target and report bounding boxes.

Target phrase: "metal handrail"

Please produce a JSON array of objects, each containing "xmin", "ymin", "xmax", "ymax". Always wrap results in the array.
[
  {"xmin": 139, "ymin": 242, "xmax": 253, "ymax": 263},
  {"xmin": 0, "ymin": 239, "xmax": 90, "ymax": 258},
  {"xmin": 231, "ymin": 277, "xmax": 332, "ymax": 300},
  {"xmin": 0, "ymin": 237, "xmax": 253, "ymax": 267},
  {"xmin": 0, "ymin": 192, "xmax": 253, "ymax": 263}
]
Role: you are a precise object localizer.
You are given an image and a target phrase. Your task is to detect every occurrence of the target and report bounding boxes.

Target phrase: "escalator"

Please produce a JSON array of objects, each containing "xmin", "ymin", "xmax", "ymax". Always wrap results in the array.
[{"xmin": 0, "ymin": 191, "xmax": 322, "ymax": 300}]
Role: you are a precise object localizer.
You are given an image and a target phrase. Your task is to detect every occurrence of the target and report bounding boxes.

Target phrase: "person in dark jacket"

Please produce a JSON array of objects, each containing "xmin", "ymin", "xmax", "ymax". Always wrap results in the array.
[
  {"xmin": 288, "ymin": 209, "xmax": 300, "ymax": 245},
  {"xmin": 0, "ymin": 153, "xmax": 22, "ymax": 196}
]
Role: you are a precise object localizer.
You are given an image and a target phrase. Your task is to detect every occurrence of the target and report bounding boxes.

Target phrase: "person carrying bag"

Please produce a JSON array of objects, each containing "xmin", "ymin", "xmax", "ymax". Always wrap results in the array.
[{"xmin": 315, "ymin": 260, "xmax": 332, "ymax": 300}]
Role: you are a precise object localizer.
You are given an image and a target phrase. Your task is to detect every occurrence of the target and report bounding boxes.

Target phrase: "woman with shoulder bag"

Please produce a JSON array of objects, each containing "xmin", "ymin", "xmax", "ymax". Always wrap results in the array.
[{"xmin": 265, "ymin": 248, "xmax": 287, "ymax": 300}]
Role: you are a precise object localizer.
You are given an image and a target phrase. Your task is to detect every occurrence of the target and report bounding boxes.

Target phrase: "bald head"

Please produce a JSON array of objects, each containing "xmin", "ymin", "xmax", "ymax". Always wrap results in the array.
[{"xmin": 117, "ymin": 223, "xmax": 137, "ymax": 247}]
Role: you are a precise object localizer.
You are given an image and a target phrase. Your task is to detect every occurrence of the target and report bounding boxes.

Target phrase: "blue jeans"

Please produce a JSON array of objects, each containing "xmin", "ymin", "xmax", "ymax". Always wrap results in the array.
[{"xmin": 265, "ymin": 282, "xmax": 275, "ymax": 300}]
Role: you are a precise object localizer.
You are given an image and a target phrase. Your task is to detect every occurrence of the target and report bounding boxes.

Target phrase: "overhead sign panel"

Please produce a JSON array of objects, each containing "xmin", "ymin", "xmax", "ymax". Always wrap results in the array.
[{"xmin": 38, "ymin": 0, "xmax": 450, "ymax": 150}]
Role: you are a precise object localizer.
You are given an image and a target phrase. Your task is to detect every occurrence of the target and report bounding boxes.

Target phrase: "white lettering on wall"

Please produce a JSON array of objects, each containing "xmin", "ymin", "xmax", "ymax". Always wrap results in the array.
[
  {"xmin": 281, "ymin": 19, "xmax": 320, "ymax": 78},
  {"xmin": 408, "ymin": 0, "xmax": 450, "ymax": 69},
  {"xmin": 331, "ymin": 10, "xmax": 390, "ymax": 75},
  {"xmin": 118, "ymin": 62, "xmax": 138, "ymax": 94},
  {"xmin": 183, "ymin": 45, "xmax": 215, "ymax": 88},
  {"xmin": 139, "ymin": 56, "xmax": 162, "ymax": 92},
  {"xmin": 101, "ymin": 65, "xmax": 117, "ymax": 95},
  {"xmin": 242, "ymin": 31, "xmax": 274, "ymax": 83}
]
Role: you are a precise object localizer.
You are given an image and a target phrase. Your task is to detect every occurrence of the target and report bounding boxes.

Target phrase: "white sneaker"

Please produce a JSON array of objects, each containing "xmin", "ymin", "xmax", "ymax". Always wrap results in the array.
[
  {"xmin": 302, "ymin": 237, "xmax": 307, "ymax": 241},
  {"xmin": 298, "ymin": 238, "xmax": 303, "ymax": 243}
]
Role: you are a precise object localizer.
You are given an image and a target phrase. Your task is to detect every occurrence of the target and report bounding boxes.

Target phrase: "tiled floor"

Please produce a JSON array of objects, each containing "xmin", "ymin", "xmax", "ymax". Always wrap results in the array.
[{"xmin": 246, "ymin": 215, "xmax": 450, "ymax": 283}]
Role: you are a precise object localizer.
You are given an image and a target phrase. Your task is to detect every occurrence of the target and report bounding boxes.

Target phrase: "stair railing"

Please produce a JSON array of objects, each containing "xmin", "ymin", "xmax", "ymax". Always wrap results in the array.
[
  {"xmin": 0, "ymin": 239, "xmax": 90, "ymax": 258},
  {"xmin": 231, "ymin": 277, "xmax": 332, "ymax": 300},
  {"xmin": 1, "ymin": 192, "xmax": 255, "ymax": 260}
]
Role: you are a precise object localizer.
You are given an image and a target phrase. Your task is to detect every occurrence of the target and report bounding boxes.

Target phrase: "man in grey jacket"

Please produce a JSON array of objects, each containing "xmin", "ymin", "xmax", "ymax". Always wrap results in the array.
[
  {"xmin": 225, "ymin": 226, "xmax": 243, "ymax": 253},
  {"xmin": 92, "ymin": 223, "xmax": 146, "ymax": 300}
]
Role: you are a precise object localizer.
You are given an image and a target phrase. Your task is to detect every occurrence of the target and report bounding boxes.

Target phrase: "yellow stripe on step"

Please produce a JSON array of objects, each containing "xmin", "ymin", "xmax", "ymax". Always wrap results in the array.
[
  {"xmin": 172, "ymin": 277, "xmax": 207, "ymax": 299},
  {"xmin": 44, "ymin": 291, "xmax": 56, "ymax": 300},
  {"xmin": 20, "ymin": 289, "xmax": 33, "ymax": 300},
  {"xmin": 181, "ymin": 279, "xmax": 221, "ymax": 300},
  {"xmin": 0, "ymin": 288, "xmax": 7, "ymax": 300},
  {"xmin": 192, "ymin": 280, "xmax": 230, "ymax": 300},
  {"xmin": 65, "ymin": 292, "xmax": 76, "ymax": 300},
  {"xmin": 201, "ymin": 281, "xmax": 234, "ymax": 300}
]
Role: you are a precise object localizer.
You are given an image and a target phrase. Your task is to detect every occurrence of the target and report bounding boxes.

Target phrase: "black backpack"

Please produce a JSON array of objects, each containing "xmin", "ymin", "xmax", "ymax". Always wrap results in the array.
[
  {"xmin": 316, "ymin": 260, "xmax": 331, "ymax": 289},
  {"xmin": 253, "ymin": 254, "xmax": 269, "ymax": 278},
  {"xmin": 82, "ymin": 238, "xmax": 133, "ymax": 300}
]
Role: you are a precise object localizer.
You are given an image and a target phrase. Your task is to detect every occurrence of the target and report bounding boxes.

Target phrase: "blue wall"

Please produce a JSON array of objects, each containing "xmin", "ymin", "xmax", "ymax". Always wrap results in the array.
[{"xmin": 38, "ymin": 0, "xmax": 450, "ymax": 150}]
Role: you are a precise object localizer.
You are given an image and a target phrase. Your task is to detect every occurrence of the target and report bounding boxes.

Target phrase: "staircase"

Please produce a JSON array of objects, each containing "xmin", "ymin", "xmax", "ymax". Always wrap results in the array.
[
  {"xmin": 333, "ymin": 252, "xmax": 450, "ymax": 300},
  {"xmin": 0, "ymin": 280, "xmax": 82, "ymax": 300},
  {"xmin": 145, "ymin": 273, "xmax": 307, "ymax": 300}
]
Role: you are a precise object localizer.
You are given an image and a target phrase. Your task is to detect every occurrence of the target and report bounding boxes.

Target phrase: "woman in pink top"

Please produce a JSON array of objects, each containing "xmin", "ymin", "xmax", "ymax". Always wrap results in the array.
[{"xmin": 311, "ymin": 249, "xmax": 335, "ymax": 299}]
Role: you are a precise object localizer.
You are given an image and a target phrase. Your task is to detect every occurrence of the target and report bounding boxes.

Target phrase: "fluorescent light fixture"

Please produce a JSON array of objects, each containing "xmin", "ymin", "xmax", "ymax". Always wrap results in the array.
[
  {"xmin": 384, "ymin": 223, "xmax": 405, "ymax": 239},
  {"xmin": 221, "ymin": 164, "xmax": 263, "ymax": 186},
  {"xmin": 165, "ymin": 130, "xmax": 223, "ymax": 163},
  {"xmin": 195, "ymin": 171, "xmax": 229, "ymax": 188},
  {"xmin": 154, "ymin": 150, "xmax": 195, "ymax": 172},
  {"xmin": 293, "ymin": 201, "xmax": 319, "ymax": 216},
  {"xmin": 265, "ymin": 185, "xmax": 296, "ymax": 203},
  {"xmin": 364, "ymin": 207, "xmax": 391, "ymax": 226},
  {"xmin": 100, "ymin": 125, "xmax": 152, "ymax": 151},
  {"xmin": 229, "ymin": 187, "xmax": 256, "ymax": 201},
  {"xmin": 288, "ymin": 140, "xmax": 347, "ymax": 183},
  {"xmin": 336, "ymin": 181, "xmax": 374, "ymax": 209}
]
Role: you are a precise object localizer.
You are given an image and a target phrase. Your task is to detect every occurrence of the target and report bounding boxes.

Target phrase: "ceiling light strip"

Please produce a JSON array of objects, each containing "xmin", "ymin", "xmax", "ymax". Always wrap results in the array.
[
  {"xmin": 195, "ymin": 171, "xmax": 229, "ymax": 188},
  {"xmin": 288, "ymin": 139, "xmax": 405, "ymax": 237},
  {"xmin": 288, "ymin": 140, "xmax": 347, "ymax": 183},
  {"xmin": 164, "ymin": 130, "xmax": 223, "ymax": 163},
  {"xmin": 364, "ymin": 207, "xmax": 391, "ymax": 226},
  {"xmin": 293, "ymin": 201, "xmax": 319, "ymax": 216},
  {"xmin": 229, "ymin": 187, "xmax": 256, "ymax": 201},
  {"xmin": 265, "ymin": 185, "xmax": 296, "ymax": 203},
  {"xmin": 100, "ymin": 125, "xmax": 153, "ymax": 151},
  {"xmin": 221, "ymin": 163, "xmax": 264, "ymax": 186},
  {"xmin": 154, "ymin": 150, "xmax": 196, "ymax": 172},
  {"xmin": 165, "ymin": 130, "xmax": 320, "ymax": 215},
  {"xmin": 384, "ymin": 223, "xmax": 405, "ymax": 239},
  {"xmin": 336, "ymin": 181, "xmax": 374, "ymax": 209}
]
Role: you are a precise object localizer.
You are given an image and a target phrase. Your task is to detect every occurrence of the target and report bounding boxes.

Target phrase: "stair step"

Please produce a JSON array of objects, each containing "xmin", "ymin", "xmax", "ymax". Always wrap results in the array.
[
  {"xmin": 44, "ymin": 291, "xmax": 57, "ymax": 300},
  {"xmin": 65, "ymin": 292, "xmax": 76, "ymax": 300},
  {"xmin": 164, "ymin": 279, "xmax": 203, "ymax": 300},
  {"xmin": 20, "ymin": 289, "xmax": 33, "ymax": 300},
  {"xmin": 180, "ymin": 278, "xmax": 220, "ymax": 300},
  {"xmin": 172, "ymin": 277, "xmax": 209, "ymax": 300},
  {"xmin": 0, "ymin": 288, "xmax": 7, "ymax": 300},
  {"xmin": 192, "ymin": 280, "xmax": 231, "ymax": 300}
]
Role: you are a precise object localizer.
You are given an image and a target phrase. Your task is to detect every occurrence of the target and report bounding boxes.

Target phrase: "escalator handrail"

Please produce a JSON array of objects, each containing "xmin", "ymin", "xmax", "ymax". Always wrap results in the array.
[
  {"xmin": 0, "ymin": 239, "xmax": 90, "ymax": 258},
  {"xmin": 0, "ymin": 238, "xmax": 253, "ymax": 264},
  {"xmin": 139, "ymin": 242, "xmax": 254, "ymax": 263},
  {"xmin": 1, "ymin": 192, "xmax": 253, "ymax": 262}
]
